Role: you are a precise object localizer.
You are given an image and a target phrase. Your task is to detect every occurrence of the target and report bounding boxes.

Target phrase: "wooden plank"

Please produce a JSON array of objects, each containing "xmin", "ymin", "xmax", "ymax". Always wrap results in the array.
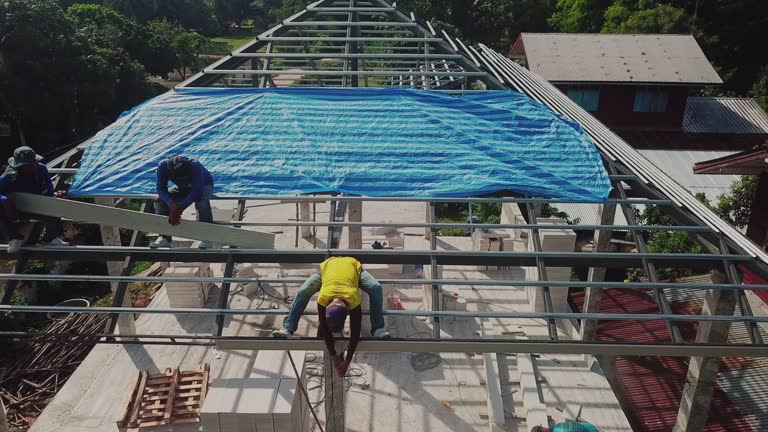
[
  {"xmin": 164, "ymin": 369, "xmax": 180, "ymax": 420},
  {"xmin": 11, "ymin": 193, "xmax": 274, "ymax": 249},
  {"xmin": 116, "ymin": 371, "xmax": 142, "ymax": 427},
  {"xmin": 145, "ymin": 386, "xmax": 171, "ymax": 394},
  {"xmin": 199, "ymin": 364, "xmax": 210, "ymax": 403},
  {"xmin": 178, "ymin": 383, "xmax": 203, "ymax": 390},
  {"xmin": 144, "ymin": 389, "xmax": 201, "ymax": 401},
  {"xmin": 128, "ymin": 371, "xmax": 148, "ymax": 428},
  {"xmin": 172, "ymin": 400, "xmax": 203, "ymax": 408}
]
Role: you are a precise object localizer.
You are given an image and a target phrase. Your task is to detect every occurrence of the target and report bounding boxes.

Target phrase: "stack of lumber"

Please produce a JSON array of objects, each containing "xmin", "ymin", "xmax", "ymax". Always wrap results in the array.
[
  {"xmin": 117, "ymin": 365, "xmax": 210, "ymax": 428},
  {"xmin": 164, "ymin": 262, "xmax": 213, "ymax": 307},
  {"xmin": 0, "ymin": 313, "xmax": 107, "ymax": 429}
]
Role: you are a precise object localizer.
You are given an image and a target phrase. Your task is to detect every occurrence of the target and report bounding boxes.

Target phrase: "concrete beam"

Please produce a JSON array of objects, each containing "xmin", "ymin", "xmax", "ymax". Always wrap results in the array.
[
  {"xmin": 482, "ymin": 321, "xmax": 506, "ymax": 432},
  {"xmin": 580, "ymin": 201, "xmax": 617, "ymax": 363},
  {"xmin": 674, "ymin": 271, "xmax": 737, "ymax": 432},
  {"xmin": 517, "ymin": 348, "xmax": 548, "ymax": 429},
  {"xmin": 12, "ymin": 193, "xmax": 274, "ymax": 249}
]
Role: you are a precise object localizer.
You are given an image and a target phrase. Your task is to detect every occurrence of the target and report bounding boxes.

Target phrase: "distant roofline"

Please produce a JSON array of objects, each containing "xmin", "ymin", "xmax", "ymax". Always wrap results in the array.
[
  {"xmin": 519, "ymin": 32, "xmax": 697, "ymax": 37},
  {"xmin": 507, "ymin": 32, "xmax": 723, "ymax": 87},
  {"xmin": 549, "ymin": 80, "xmax": 711, "ymax": 87}
]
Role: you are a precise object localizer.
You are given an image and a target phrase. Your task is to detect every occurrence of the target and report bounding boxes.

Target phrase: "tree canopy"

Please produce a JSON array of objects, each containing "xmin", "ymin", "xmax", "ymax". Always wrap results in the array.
[{"xmin": 2, "ymin": 0, "xmax": 766, "ymax": 155}]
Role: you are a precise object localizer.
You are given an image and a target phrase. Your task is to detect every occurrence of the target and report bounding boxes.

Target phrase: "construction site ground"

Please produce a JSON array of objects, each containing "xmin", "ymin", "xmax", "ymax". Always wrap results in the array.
[{"xmin": 31, "ymin": 200, "xmax": 632, "ymax": 432}]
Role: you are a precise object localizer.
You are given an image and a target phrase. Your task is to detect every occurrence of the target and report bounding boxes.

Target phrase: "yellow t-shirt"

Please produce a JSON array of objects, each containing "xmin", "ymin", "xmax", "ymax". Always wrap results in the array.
[{"xmin": 317, "ymin": 257, "xmax": 362, "ymax": 309}]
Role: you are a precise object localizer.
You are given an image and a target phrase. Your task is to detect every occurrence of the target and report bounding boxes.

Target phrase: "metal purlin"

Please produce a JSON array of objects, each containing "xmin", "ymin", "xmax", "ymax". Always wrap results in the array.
[{"xmin": 525, "ymin": 202, "xmax": 559, "ymax": 341}]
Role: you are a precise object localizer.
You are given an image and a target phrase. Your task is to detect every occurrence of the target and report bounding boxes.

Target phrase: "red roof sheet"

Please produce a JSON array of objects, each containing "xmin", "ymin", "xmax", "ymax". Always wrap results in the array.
[
  {"xmin": 739, "ymin": 264, "xmax": 768, "ymax": 304},
  {"xmin": 571, "ymin": 288, "xmax": 753, "ymax": 431}
]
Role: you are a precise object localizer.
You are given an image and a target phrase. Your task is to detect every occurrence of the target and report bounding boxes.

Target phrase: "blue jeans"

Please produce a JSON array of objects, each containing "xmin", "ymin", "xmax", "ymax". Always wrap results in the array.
[
  {"xmin": 283, "ymin": 270, "xmax": 385, "ymax": 334},
  {"xmin": 154, "ymin": 184, "xmax": 213, "ymax": 240}
]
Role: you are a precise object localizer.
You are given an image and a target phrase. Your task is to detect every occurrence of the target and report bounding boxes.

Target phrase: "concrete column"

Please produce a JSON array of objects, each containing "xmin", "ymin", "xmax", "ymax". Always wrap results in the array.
[
  {"xmin": 580, "ymin": 202, "xmax": 617, "ymax": 343},
  {"xmin": 673, "ymin": 271, "xmax": 736, "ymax": 432},
  {"xmin": 347, "ymin": 201, "xmax": 362, "ymax": 249},
  {"xmin": 324, "ymin": 340, "xmax": 346, "ymax": 432},
  {"xmin": 299, "ymin": 202, "xmax": 312, "ymax": 239},
  {"xmin": 95, "ymin": 198, "xmax": 136, "ymax": 335}
]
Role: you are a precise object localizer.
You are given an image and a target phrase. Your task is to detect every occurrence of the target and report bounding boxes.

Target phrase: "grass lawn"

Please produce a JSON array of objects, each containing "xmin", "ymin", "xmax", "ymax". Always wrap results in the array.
[{"xmin": 208, "ymin": 29, "xmax": 258, "ymax": 55}]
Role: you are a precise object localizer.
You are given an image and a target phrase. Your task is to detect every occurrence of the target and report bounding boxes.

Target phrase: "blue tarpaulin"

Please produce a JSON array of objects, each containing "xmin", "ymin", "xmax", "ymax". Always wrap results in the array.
[{"xmin": 70, "ymin": 88, "xmax": 611, "ymax": 201}]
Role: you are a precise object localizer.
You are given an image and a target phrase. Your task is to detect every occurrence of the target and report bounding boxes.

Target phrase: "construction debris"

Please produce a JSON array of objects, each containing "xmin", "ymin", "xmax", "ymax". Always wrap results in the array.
[
  {"xmin": 0, "ymin": 313, "xmax": 107, "ymax": 429},
  {"xmin": 117, "ymin": 364, "xmax": 210, "ymax": 429}
]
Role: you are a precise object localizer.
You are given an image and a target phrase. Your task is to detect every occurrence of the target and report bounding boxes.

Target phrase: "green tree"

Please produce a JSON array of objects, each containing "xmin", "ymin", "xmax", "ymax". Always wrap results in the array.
[
  {"xmin": 67, "ymin": 4, "xmax": 156, "ymax": 127},
  {"xmin": 715, "ymin": 175, "xmax": 759, "ymax": 229},
  {"xmin": 157, "ymin": 0, "xmax": 218, "ymax": 34},
  {"xmin": 669, "ymin": 0, "xmax": 768, "ymax": 94},
  {"xmin": 146, "ymin": 20, "xmax": 209, "ymax": 79},
  {"xmin": 602, "ymin": 1, "xmax": 689, "ymax": 33},
  {"xmin": 395, "ymin": 0, "xmax": 554, "ymax": 50},
  {"xmin": 753, "ymin": 68, "xmax": 768, "ymax": 112},
  {"xmin": 472, "ymin": 0, "xmax": 556, "ymax": 50},
  {"xmin": 549, "ymin": 0, "xmax": 613, "ymax": 32},
  {"xmin": 0, "ymin": 0, "xmax": 82, "ymax": 147},
  {"xmin": 628, "ymin": 202, "xmax": 704, "ymax": 281},
  {"xmin": 171, "ymin": 30, "xmax": 209, "ymax": 79},
  {"xmin": 214, "ymin": 0, "xmax": 252, "ymax": 27},
  {"xmin": 103, "ymin": 0, "xmax": 159, "ymax": 22}
]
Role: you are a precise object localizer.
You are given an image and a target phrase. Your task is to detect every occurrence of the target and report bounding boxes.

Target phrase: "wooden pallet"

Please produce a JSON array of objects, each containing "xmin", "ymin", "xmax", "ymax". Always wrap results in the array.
[{"xmin": 117, "ymin": 364, "xmax": 210, "ymax": 429}]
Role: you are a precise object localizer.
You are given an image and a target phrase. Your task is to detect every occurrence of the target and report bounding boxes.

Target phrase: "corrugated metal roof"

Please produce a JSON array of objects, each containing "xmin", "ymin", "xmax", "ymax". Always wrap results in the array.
[
  {"xmin": 637, "ymin": 149, "xmax": 740, "ymax": 204},
  {"xmin": 653, "ymin": 276, "xmax": 768, "ymax": 432},
  {"xmin": 515, "ymin": 33, "xmax": 722, "ymax": 85},
  {"xmin": 570, "ymin": 289, "xmax": 754, "ymax": 431},
  {"xmin": 683, "ymin": 97, "xmax": 768, "ymax": 134},
  {"xmin": 474, "ymin": 45, "xmax": 768, "ymax": 266}
]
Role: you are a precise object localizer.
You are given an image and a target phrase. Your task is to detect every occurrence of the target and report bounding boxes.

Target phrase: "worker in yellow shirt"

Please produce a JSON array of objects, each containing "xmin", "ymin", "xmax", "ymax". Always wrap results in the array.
[{"xmin": 273, "ymin": 256, "xmax": 390, "ymax": 375}]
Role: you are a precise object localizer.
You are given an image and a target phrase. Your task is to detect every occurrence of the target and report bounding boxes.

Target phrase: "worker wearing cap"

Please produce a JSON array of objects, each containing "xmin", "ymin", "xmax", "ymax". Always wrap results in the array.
[
  {"xmin": 273, "ymin": 257, "xmax": 390, "ymax": 373},
  {"xmin": 0, "ymin": 146, "xmax": 69, "ymax": 254},
  {"xmin": 532, "ymin": 421, "xmax": 600, "ymax": 432},
  {"xmin": 151, "ymin": 155, "xmax": 214, "ymax": 249}
]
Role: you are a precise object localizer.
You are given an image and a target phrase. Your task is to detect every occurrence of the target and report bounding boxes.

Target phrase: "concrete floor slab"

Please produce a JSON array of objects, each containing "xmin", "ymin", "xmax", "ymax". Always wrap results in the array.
[{"xmin": 32, "ymin": 200, "xmax": 631, "ymax": 432}]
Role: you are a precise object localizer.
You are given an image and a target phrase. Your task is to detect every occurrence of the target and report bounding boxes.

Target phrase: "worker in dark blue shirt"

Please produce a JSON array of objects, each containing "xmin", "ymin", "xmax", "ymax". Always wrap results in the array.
[
  {"xmin": 151, "ymin": 155, "xmax": 214, "ymax": 249},
  {"xmin": 1, "ymin": 147, "xmax": 69, "ymax": 253}
]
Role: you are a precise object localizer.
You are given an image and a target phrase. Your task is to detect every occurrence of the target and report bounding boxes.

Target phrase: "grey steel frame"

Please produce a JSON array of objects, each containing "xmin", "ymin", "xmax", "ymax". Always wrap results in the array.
[{"xmin": 1, "ymin": 0, "xmax": 767, "ymax": 360}]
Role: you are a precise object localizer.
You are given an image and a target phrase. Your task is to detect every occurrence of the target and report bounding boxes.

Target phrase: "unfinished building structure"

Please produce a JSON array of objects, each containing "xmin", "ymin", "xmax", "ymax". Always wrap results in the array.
[{"xmin": 1, "ymin": 1, "xmax": 767, "ymax": 432}]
